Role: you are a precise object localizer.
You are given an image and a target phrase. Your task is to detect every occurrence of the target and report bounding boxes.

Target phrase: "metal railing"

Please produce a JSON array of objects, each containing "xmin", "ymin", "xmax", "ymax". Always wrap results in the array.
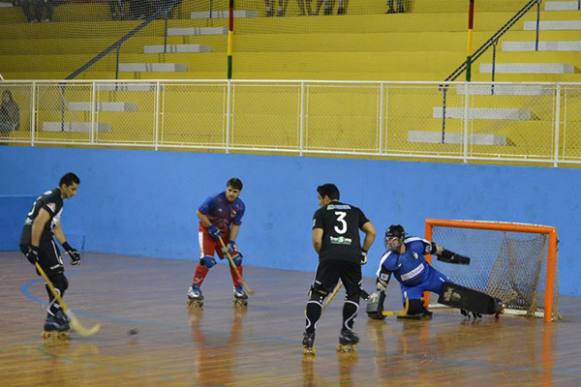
[{"xmin": 1, "ymin": 79, "xmax": 580, "ymax": 168}]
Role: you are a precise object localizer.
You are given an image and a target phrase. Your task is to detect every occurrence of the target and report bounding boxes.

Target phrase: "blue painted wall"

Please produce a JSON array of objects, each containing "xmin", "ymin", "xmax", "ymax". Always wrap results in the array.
[
  {"xmin": 0, "ymin": 195, "xmax": 35, "ymax": 250},
  {"xmin": 1, "ymin": 146, "xmax": 579, "ymax": 295}
]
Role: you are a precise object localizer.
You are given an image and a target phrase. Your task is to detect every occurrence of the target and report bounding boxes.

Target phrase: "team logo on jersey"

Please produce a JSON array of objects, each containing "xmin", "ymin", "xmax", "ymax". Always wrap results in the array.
[
  {"xmin": 413, "ymin": 252, "xmax": 419, "ymax": 260},
  {"xmin": 330, "ymin": 236, "xmax": 352, "ymax": 245}
]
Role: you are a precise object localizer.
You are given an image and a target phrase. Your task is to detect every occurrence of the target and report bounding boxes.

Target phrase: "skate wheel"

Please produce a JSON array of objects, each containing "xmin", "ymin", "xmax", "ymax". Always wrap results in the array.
[
  {"xmin": 303, "ymin": 347, "xmax": 316, "ymax": 356},
  {"xmin": 42, "ymin": 331, "xmax": 69, "ymax": 340},
  {"xmin": 187, "ymin": 301, "xmax": 203, "ymax": 308},
  {"xmin": 336, "ymin": 344, "xmax": 356, "ymax": 353}
]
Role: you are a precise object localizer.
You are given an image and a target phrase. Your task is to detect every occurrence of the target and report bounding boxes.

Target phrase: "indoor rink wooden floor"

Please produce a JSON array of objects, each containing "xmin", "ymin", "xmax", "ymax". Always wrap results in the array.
[{"xmin": 1, "ymin": 252, "xmax": 580, "ymax": 387}]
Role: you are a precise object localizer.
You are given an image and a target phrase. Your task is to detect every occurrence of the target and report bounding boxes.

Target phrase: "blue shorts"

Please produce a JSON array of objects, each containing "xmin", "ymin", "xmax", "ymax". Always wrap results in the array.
[{"xmin": 400, "ymin": 266, "xmax": 450, "ymax": 304}]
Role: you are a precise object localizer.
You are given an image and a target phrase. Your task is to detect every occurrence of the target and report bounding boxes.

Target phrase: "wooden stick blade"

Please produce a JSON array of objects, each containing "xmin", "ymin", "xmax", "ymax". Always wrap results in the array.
[{"xmin": 67, "ymin": 310, "xmax": 101, "ymax": 337}]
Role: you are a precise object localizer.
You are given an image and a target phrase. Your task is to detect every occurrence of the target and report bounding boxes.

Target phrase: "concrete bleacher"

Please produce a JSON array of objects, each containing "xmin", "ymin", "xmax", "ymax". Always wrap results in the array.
[{"xmin": 0, "ymin": 0, "xmax": 579, "ymax": 161}]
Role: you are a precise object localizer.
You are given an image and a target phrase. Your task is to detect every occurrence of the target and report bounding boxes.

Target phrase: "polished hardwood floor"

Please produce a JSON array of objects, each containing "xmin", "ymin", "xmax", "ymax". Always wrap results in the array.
[{"xmin": 1, "ymin": 252, "xmax": 580, "ymax": 387}]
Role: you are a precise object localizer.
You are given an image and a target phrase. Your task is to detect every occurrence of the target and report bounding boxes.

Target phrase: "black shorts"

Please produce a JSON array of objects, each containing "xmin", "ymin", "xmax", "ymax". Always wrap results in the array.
[
  {"xmin": 20, "ymin": 239, "xmax": 64, "ymax": 276},
  {"xmin": 313, "ymin": 260, "xmax": 362, "ymax": 298}
]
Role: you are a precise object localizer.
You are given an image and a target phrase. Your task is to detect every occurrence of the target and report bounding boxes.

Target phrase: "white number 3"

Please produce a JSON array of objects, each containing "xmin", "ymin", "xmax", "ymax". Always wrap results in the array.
[{"xmin": 334, "ymin": 211, "xmax": 347, "ymax": 234}]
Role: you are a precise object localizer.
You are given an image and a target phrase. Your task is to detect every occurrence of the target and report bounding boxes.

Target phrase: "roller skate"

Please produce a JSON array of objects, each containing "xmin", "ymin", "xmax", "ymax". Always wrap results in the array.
[
  {"xmin": 233, "ymin": 285, "xmax": 248, "ymax": 307},
  {"xmin": 398, "ymin": 308, "xmax": 433, "ymax": 320},
  {"xmin": 186, "ymin": 285, "xmax": 204, "ymax": 308},
  {"xmin": 42, "ymin": 310, "xmax": 70, "ymax": 340},
  {"xmin": 336, "ymin": 328, "xmax": 359, "ymax": 353},
  {"xmin": 302, "ymin": 331, "xmax": 316, "ymax": 356}
]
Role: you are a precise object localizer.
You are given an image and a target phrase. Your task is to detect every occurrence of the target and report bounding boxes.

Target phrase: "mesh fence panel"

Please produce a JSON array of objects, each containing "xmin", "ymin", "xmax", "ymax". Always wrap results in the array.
[
  {"xmin": 94, "ymin": 81, "xmax": 156, "ymax": 145},
  {"xmin": 560, "ymin": 85, "xmax": 581, "ymax": 162},
  {"xmin": 429, "ymin": 222, "xmax": 559, "ymax": 320},
  {"xmin": 304, "ymin": 83, "xmax": 379, "ymax": 153},
  {"xmin": 0, "ymin": 83, "xmax": 32, "ymax": 142},
  {"xmin": 35, "ymin": 83, "xmax": 92, "ymax": 143},
  {"xmin": 231, "ymin": 82, "xmax": 300, "ymax": 150},
  {"xmin": 160, "ymin": 82, "xmax": 227, "ymax": 147},
  {"xmin": 385, "ymin": 83, "xmax": 464, "ymax": 157},
  {"xmin": 464, "ymin": 83, "xmax": 556, "ymax": 160}
]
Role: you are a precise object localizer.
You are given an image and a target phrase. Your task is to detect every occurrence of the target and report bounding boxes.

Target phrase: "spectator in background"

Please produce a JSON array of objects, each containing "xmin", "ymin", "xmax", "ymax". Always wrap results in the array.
[
  {"xmin": 109, "ymin": 0, "xmax": 126, "ymax": 20},
  {"xmin": 20, "ymin": 0, "xmax": 36, "ymax": 22},
  {"xmin": 265, "ymin": 0, "xmax": 281, "ymax": 16},
  {"xmin": 128, "ymin": 0, "xmax": 146, "ymax": 19},
  {"xmin": 314, "ymin": 0, "xmax": 346, "ymax": 15},
  {"xmin": 386, "ymin": 0, "xmax": 405, "ymax": 14},
  {"xmin": 33, "ymin": 0, "xmax": 53, "ymax": 22},
  {"xmin": 0, "ymin": 90, "xmax": 20, "ymax": 139}
]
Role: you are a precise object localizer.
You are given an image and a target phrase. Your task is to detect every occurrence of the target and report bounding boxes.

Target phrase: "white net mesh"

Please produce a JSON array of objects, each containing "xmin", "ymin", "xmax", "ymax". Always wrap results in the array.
[{"xmin": 428, "ymin": 220, "xmax": 560, "ymax": 320}]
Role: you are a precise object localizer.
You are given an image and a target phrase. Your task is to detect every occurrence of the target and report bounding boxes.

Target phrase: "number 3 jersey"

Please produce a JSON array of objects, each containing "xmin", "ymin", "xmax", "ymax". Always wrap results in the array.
[
  {"xmin": 312, "ymin": 201, "xmax": 369, "ymax": 263},
  {"xmin": 20, "ymin": 188, "xmax": 64, "ymax": 246}
]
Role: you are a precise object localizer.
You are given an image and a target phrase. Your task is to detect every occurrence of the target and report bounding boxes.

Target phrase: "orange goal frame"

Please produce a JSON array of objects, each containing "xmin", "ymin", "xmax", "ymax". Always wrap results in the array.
[{"xmin": 424, "ymin": 218, "xmax": 559, "ymax": 322}]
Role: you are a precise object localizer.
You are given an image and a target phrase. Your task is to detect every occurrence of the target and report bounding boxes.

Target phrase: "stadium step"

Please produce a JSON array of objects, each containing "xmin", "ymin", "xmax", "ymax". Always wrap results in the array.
[
  {"xmin": 454, "ymin": 84, "xmax": 553, "ymax": 96},
  {"xmin": 524, "ymin": 20, "xmax": 581, "ymax": 30},
  {"xmin": 118, "ymin": 63, "xmax": 188, "ymax": 72},
  {"xmin": 480, "ymin": 63, "xmax": 575, "ymax": 74},
  {"xmin": 144, "ymin": 44, "xmax": 211, "ymax": 54},
  {"xmin": 545, "ymin": 1, "xmax": 581, "ymax": 11},
  {"xmin": 503, "ymin": 40, "xmax": 581, "ymax": 51},
  {"xmin": 42, "ymin": 122, "xmax": 112, "ymax": 132},
  {"xmin": 97, "ymin": 83, "xmax": 156, "ymax": 92},
  {"xmin": 68, "ymin": 102, "xmax": 139, "ymax": 112},
  {"xmin": 167, "ymin": 26, "xmax": 226, "ymax": 36},
  {"xmin": 432, "ymin": 107, "xmax": 533, "ymax": 120},
  {"xmin": 407, "ymin": 130, "xmax": 508, "ymax": 146},
  {"xmin": 190, "ymin": 10, "xmax": 257, "ymax": 19}
]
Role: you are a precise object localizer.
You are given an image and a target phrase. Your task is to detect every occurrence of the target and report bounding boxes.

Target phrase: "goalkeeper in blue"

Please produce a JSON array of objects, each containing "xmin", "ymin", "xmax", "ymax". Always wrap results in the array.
[{"xmin": 367, "ymin": 224, "xmax": 504, "ymax": 320}]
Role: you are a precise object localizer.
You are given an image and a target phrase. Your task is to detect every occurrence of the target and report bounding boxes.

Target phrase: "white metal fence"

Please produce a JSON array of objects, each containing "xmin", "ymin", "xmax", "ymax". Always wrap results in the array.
[{"xmin": 1, "ymin": 79, "xmax": 580, "ymax": 167}]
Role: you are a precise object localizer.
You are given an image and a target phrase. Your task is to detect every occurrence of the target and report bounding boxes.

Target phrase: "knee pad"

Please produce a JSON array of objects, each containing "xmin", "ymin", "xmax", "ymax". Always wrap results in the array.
[
  {"xmin": 232, "ymin": 253, "xmax": 243, "ymax": 267},
  {"xmin": 200, "ymin": 256, "xmax": 217, "ymax": 268},
  {"xmin": 49, "ymin": 273, "xmax": 69, "ymax": 294},
  {"xmin": 308, "ymin": 283, "xmax": 329, "ymax": 303}
]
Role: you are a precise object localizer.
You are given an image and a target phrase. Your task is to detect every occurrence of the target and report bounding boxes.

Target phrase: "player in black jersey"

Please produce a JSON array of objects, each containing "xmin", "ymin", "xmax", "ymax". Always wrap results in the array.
[
  {"xmin": 302, "ymin": 183, "xmax": 376, "ymax": 355},
  {"xmin": 19, "ymin": 173, "xmax": 82, "ymax": 338}
]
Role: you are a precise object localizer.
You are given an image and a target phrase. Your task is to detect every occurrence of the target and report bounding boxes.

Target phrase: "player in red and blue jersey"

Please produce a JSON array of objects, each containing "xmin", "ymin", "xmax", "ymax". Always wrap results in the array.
[{"xmin": 187, "ymin": 177, "xmax": 246, "ymax": 306}]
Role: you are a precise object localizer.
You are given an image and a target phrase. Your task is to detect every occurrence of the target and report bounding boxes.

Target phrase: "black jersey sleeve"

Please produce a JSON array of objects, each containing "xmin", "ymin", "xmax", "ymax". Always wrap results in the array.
[
  {"xmin": 312, "ymin": 208, "xmax": 324, "ymax": 229},
  {"xmin": 356, "ymin": 207, "xmax": 370, "ymax": 228}
]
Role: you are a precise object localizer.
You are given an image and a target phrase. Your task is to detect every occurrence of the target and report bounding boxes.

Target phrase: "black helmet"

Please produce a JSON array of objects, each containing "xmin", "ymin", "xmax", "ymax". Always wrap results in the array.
[{"xmin": 385, "ymin": 224, "xmax": 405, "ymax": 240}]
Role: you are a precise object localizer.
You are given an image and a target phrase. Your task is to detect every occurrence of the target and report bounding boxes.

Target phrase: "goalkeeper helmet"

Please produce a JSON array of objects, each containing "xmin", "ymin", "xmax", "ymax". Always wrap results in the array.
[{"xmin": 385, "ymin": 224, "xmax": 405, "ymax": 251}]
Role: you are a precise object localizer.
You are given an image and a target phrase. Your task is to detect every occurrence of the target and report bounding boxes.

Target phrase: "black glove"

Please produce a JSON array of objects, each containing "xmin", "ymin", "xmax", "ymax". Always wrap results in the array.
[
  {"xmin": 359, "ymin": 288, "xmax": 370, "ymax": 300},
  {"xmin": 25, "ymin": 245, "xmax": 39, "ymax": 265},
  {"xmin": 63, "ymin": 242, "xmax": 81, "ymax": 265},
  {"xmin": 360, "ymin": 249, "xmax": 368, "ymax": 265},
  {"xmin": 454, "ymin": 254, "xmax": 471, "ymax": 265}
]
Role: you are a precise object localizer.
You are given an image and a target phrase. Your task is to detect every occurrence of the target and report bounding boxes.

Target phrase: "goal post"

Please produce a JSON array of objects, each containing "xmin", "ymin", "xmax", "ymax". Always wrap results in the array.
[{"xmin": 424, "ymin": 218, "xmax": 559, "ymax": 322}]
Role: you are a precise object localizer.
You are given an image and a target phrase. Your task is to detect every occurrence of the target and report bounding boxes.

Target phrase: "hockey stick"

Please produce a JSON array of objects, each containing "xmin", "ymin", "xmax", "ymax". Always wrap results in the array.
[
  {"xmin": 382, "ymin": 297, "xmax": 410, "ymax": 317},
  {"xmin": 217, "ymin": 236, "xmax": 255, "ymax": 296},
  {"xmin": 34, "ymin": 262, "xmax": 101, "ymax": 337},
  {"xmin": 323, "ymin": 281, "xmax": 342, "ymax": 309}
]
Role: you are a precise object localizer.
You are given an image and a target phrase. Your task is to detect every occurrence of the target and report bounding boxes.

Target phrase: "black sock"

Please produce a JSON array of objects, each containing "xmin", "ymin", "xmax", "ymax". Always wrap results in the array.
[
  {"xmin": 342, "ymin": 300, "xmax": 359, "ymax": 330},
  {"xmin": 305, "ymin": 301, "xmax": 322, "ymax": 334}
]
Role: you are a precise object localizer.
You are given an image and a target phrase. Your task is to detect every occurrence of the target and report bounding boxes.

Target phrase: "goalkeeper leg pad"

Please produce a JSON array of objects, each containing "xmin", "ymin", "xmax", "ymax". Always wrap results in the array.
[
  {"xmin": 438, "ymin": 282, "xmax": 504, "ymax": 315},
  {"xmin": 366, "ymin": 291, "xmax": 385, "ymax": 320}
]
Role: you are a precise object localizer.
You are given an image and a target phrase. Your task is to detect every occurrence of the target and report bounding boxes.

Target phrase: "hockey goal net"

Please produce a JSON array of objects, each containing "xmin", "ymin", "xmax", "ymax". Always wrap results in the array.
[{"xmin": 425, "ymin": 219, "xmax": 560, "ymax": 322}]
